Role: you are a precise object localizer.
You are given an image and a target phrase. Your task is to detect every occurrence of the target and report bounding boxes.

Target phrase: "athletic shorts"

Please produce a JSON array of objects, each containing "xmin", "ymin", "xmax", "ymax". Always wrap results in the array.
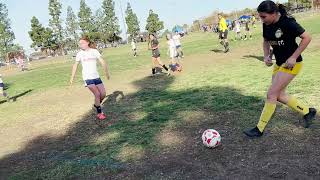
[
  {"xmin": 84, "ymin": 78, "xmax": 103, "ymax": 87},
  {"xmin": 219, "ymin": 30, "xmax": 228, "ymax": 39},
  {"xmin": 176, "ymin": 45, "xmax": 181, "ymax": 49},
  {"xmin": 273, "ymin": 62, "xmax": 302, "ymax": 75},
  {"xmin": 0, "ymin": 83, "xmax": 4, "ymax": 88},
  {"xmin": 152, "ymin": 49, "xmax": 160, "ymax": 58}
]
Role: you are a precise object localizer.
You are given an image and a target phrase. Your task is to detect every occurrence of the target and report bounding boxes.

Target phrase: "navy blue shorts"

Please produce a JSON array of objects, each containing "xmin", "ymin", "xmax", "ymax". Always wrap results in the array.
[
  {"xmin": 84, "ymin": 78, "xmax": 103, "ymax": 87},
  {"xmin": 0, "ymin": 83, "xmax": 4, "ymax": 88}
]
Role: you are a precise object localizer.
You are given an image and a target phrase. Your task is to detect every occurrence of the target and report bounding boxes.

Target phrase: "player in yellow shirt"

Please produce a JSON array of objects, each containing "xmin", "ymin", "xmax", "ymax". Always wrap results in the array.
[{"xmin": 218, "ymin": 13, "xmax": 229, "ymax": 53}]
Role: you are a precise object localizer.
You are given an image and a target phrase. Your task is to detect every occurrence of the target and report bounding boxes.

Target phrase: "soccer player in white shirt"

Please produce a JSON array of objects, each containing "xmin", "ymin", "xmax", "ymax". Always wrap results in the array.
[
  {"xmin": 173, "ymin": 31, "xmax": 184, "ymax": 58},
  {"xmin": 0, "ymin": 74, "xmax": 10, "ymax": 101},
  {"xmin": 131, "ymin": 39, "xmax": 137, "ymax": 57},
  {"xmin": 70, "ymin": 36, "xmax": 110, "ymax": 120}
]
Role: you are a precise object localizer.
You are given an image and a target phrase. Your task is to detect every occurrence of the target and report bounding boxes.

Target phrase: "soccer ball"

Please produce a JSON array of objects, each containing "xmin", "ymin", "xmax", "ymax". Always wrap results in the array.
[{"xmin": 202, "ymin": 129, "xmax": 221, "ymax": 148}]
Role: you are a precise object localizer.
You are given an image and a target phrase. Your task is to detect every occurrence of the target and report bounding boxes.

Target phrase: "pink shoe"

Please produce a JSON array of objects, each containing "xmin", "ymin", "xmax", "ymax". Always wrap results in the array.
[{"xmin": 97, "ymin": 113, "xmax": 106, "ymax": 120}]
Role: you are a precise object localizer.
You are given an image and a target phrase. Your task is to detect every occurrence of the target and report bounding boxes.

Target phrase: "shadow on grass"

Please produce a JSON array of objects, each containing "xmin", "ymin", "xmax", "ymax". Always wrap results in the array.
[
  {"xmin": 1, "ymin": 74, "xmax": 320, "ymax": 179},
  {"xmin": 242, "ymin": 55, "xmax": 264, "ymax": 62},
  {"xmin": 0, "ymin": 89, "xmax": 33, "ymax": 104},
  {"xmin": 210, "ymin": 49, "xmax": 224, "ymax": 53}
]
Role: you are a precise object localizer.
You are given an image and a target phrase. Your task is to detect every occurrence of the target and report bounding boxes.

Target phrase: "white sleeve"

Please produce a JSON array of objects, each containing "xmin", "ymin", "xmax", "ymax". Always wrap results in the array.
[
  {"xmin": 75, "ymin": 52, "xmax": 81, "ymax": 62},
  {"xmin": 93, "ymin": 49, "xmax": 102, "ymax": 59}
]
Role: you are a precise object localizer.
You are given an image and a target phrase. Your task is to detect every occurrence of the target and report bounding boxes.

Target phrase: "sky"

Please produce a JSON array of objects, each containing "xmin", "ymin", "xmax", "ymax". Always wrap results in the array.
[{"xmin": 2, "ymin": 0, "xmax": 287, "ymax": 54}]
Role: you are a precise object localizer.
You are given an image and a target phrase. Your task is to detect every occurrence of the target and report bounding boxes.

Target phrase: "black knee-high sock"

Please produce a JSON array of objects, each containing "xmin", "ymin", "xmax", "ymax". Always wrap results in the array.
[
  {"xmin": 94, "ymin": 105, "xmax": 102, "ymax": 114},
  {"xmin": 162, "ymin": 65, "xmax": 169, "ymax": 71},
  {"xmin": 152, "ymin": 68, "xmax": 156, "ymax": 74}
]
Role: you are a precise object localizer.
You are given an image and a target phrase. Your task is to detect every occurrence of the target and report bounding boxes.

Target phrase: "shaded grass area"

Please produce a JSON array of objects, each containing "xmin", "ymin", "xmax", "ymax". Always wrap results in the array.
[{"xmin": 1, "ymin": 74, "xmax": 320, "ymax": 179}]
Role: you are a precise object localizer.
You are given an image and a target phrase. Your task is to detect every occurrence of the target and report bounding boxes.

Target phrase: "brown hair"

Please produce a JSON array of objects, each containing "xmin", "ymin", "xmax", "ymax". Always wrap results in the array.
[
  {"xmin": 80, "ymin": 35, "xmax": 96, "ymax": 49},
  {"xmin": 257, "ymin": 1, "xmax": 288, "ymax": 16}
]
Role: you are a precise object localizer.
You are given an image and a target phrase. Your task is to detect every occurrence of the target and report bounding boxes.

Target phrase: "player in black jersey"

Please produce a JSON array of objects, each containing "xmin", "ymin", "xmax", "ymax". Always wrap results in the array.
[{"xmin": 244, "ymin": 1, "xmax": 317, "ymax": 137}]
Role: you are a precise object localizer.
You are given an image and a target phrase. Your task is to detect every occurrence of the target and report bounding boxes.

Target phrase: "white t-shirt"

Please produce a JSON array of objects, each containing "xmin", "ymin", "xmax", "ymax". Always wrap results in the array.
[
  {"xmin": 131, "ymin": 41, "xmax": 136, "ymax": 49},
  {"xmin": 234, "ymin": 22, "xmax": 241, "ymax": 33},
  {"xmin": 0, "ymin": 77, "xmax": 3, "ymax": 84},
  {"xmin": 173, "ymin": 34, "xmax": 181, "ymax": 46},
  {"xmin": 76, "ymin": 48, "xmax": 101, "ymax": 80},
  {"xmin": 167, "ymin": 39, "xmax": 177, "ymax": 59}
]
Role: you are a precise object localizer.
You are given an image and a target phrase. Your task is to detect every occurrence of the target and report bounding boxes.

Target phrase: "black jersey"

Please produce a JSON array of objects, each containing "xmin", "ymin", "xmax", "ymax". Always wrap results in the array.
[
  {"xmin": 263, "ymin": 15, "xmax": 305, "ymax": 66},
  {"xmin": 151, "ymin": 39, "xmax": 159, "ymax": 49}
]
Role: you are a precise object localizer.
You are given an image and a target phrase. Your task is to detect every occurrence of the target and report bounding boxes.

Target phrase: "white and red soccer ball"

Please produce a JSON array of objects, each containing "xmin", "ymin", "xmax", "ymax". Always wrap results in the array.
[{"xmin": 202, "ymin": 129, "xmax": 221, "ymax": 148}]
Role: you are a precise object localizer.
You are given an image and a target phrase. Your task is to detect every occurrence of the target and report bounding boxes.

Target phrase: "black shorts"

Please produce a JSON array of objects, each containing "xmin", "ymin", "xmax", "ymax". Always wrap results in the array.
[
  {"xmin": 84, "ymin": 78, "xmax": 103, "ymax": 87},
  {"xmin": 152, "ymin": 49, "xmax": 160, "ymax": 58},
  {"xmin": 0, "ymin": 83, "xmax": 4, "ymax": 88},
  {"xmin": 219, "ymin": 30, "xmax": 228, "ymax": 39}
]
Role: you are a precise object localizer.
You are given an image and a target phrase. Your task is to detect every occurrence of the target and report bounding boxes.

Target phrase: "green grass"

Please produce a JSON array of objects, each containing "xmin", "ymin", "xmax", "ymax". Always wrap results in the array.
[{"xmin": 1, "ymin": 13, "xmax": 320, "ymax": 179}]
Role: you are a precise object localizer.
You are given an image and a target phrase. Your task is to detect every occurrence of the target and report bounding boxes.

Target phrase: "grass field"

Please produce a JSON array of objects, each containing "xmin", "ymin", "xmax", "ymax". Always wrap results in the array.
[{"xmin": 0, "ymin": 12, "xmax": 320, "ymax": 179}]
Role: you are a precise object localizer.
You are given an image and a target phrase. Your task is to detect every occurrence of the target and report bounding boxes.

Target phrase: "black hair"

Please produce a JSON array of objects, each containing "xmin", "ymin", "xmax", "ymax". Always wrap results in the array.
[{"xmin": 257, "ymin": 0, "xmax": 287, "ymax": 16}]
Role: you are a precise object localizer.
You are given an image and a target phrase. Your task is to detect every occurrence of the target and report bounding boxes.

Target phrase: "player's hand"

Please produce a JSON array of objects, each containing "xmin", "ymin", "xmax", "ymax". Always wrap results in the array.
[
  {"xmin": 69, "ymin": 79, "xmax": 73, "ymax": 85},
  {"xmin": 284, "ymin": 57, "xmax": 296, "ymax": 69},
  {"xmin": 106, "ymin": 73, "xmax": 110, "ymax": 80},
  {"xmin": 264, "ymin": 56, "xmax": 273, "ymax": 67}
]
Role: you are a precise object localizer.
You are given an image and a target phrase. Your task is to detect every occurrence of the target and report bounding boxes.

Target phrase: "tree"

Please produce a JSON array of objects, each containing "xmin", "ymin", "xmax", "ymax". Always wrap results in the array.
[
  {"xmin": 125, "ymin": 2, "xmax": 140, "ymax": 39},
  {"xmin": 0, "ymin": 3, "xmax": 15, "ymax": 59},
  {"xmin": 65, "ymin": 6, "xmax": 79, "ymax": 51},
  {"xmin": 145, "ymin": 9, "xmax": 164, "ymax": 34},
  {"xmin": 78, "ymin": 0, "xmax": 93, "ymax": 33},
  {"xmin": 29, "ymin": 16, "xmax": 57, "ymax": 55},
  {"xmin": 48, "ymin": 0, "xmax": 64, "ymax": 54},
  {"xmin": 101, "ymin": 0, "xmax": 121, "ymax": 43}
]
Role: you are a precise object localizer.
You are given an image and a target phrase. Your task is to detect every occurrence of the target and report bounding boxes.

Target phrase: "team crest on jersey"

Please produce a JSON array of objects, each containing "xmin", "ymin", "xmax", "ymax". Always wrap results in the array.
[{"xmin": 275, "ymin": 28, "xmax": 283, "ymax": 38}]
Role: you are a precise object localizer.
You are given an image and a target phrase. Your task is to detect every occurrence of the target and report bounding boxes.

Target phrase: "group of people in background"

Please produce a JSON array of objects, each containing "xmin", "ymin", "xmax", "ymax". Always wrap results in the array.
[
  {"xmin": 6, "ymin": 51, "xmax": 29, "ymax": 71},
  {"xmin": 143, "ymin": 31, "xmax": 185, "ymax": 76},
  {"xmin": 216, "ymin": 13, "xmax": 257, "ymax": 52}
]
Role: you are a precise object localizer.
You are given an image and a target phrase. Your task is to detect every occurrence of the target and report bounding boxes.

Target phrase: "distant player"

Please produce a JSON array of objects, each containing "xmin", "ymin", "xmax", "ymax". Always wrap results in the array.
[
  {"xmin": 166, "ymin": 34, "xmax": 181, "ymax": 74},
  {"xmin": 234, "ymin": 20, "xmax": 242, "ymax": 41},
  {"xmin": 218, "ymin": 13, "xmax": 229, "ymax": 53},
  {"xmin": 173, "ymin": 31, "xmax": 184, "ymax": 58},
  {"xmin": 243, "ymin": 19, "xmax": 252, "ymax": 40},
  {"xmin": 0, "ymin": 74, "xmax": 10, "ymax": 101},
  {"xmin": 148, "ymin": 33, "xmax": 169, "ymax": 75},
  {"xmin": 131, "ymin": 39, "xmax": 137, "ymax": 57}
]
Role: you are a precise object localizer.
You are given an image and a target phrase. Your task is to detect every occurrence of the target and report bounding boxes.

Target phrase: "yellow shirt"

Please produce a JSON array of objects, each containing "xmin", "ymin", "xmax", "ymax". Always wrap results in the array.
[{"xmin": 219, "ymin": 17, "xmax": 227, "ymax": 32}]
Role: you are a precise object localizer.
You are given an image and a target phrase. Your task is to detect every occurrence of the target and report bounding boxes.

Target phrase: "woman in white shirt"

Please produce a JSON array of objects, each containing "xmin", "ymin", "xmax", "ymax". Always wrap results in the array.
[
  {"xmin": 166, "ymin": 34, "xmax": 181, "ymax": 73},
  {"xmin": 70, "ymin": 36, "xmax": 110, "ymax": 120},
  {"xmin": 173, "ymin": 31, "xmax": 184, "ymax": 58},
  {"xmin": 234, "ymin": 20, "xmax": 242, "ymax": 41}
]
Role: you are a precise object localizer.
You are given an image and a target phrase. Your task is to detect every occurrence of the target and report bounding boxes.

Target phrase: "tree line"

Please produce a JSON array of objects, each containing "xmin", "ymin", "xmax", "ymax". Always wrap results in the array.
[{"xmin": 0, "ymin": 0, "xmax": 165, "ymax": 59}]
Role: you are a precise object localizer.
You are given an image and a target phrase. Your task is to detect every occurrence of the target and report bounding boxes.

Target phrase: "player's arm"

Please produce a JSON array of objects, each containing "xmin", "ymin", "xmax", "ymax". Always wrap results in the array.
[
  {"xmin": 70, "ymin": 61, "xmax": 79, "ymax": 85},
  {"xmin": 290, "ymin": 32, "xmax": 311, "ymax": 60},
  {"xmin": 263, "ymin": 38, "xmax": 271, "ymax": 58},
  {"xmin": 98, "ymin": 57, "xmax": 110, "ymax": 80},
  {"xmin": 263, "ymin": 38, "xmax": 273, "ymax": 66}
]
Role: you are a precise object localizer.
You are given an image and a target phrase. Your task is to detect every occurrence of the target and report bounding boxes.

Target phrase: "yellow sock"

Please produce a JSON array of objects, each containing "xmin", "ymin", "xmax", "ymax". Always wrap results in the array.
[
  {"xmin": 257, "ymin": 102, "xmax": 276, "ymax": 132},
  {"xmin": 287, "ymin": 96, "xmax": 309, "ymax": 115}
]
